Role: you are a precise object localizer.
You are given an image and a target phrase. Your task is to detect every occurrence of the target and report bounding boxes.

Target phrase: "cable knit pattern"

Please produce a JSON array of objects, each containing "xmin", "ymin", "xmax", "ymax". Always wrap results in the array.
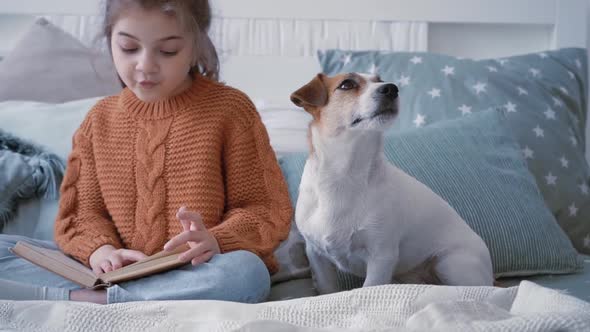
[
  {"xmin": 133, "ymin": 118, "xmax": 172, "ymax": 250},
  {"xmin": 54, "ymin": 117, "xmax": 124, "ymax": 265},
  {"xmin": 54, "ymin": 76, "xmax": 293, "ymax": 272}
]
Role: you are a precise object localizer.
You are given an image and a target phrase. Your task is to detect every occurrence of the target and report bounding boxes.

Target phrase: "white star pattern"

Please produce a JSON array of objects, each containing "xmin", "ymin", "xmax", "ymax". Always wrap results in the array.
[
  {"xmin": 539, "ymin": 52, "xmax": 548, "ymax": 59},
  {"xmin": 341, "ymin": 53, "xmax": 352, "ymax": 65},
  {"xmin": 410, "ymin": 56, "xmax": 423, "ymax": 64},
  {"xmin": 458, "ymin": 104, "xmax": 472, "ymax": 116},
  {"xmin": 529, "ymin": 68, "xmax": 541, "ymax": 77},
  {"xmin": 522, "ymin": 146, "xmax": 534, "ymax": 159},
  {"xmin": 544, "ymin": 108, "xmax": 556, "ymax": 120},
  {"xmin": 533, "ymin": 125, "xmax": 544, "ymax": 137},
  {"xmin": 441, "ymin": 65, "xmax": 455, "ymax": 76},
  {"xmin": 568, "ymin": 71, "xmax": 575, "ymax": 80},
  {"xmin": 553, "ymin": 97, "xmax": 564, "ymax": 107},
  {"xmin": 575, "ymin": 58, "xmax": 582, "ymax": 69},
  {"xmin": 559, "ymin": 86, "xmax": 569, "ymax": 95},
  {"xmin": 545, "ymin": 173, "xmax": 557, "ymax": 186},
  {"xmin": 560, "ymin": 156, "xmax": 569, "ymax": 168},
  {"xmin": 569, "ymin": 203, "xmax": 578, "ymax": 217},
  {"xmin": 413, "ymin": 114, "xmax": 426, "ymax": 127},
  {"xmin": 473, "ymin": 82, "xmax": 487, "ymax": 95},
  {"xmin": 517, "ymin": 86, "xmax": 529, "ymax": 95},
  {"xmin": 428, "ymin": 88, "xmax": 441, "ymax": 98},
  {"xmin": 397, "ymin": 75, "xmax": 411, "ymax": 87},
  {"xmin": 487, "ymin": 66, "xmax": 498, "ymax": 72},
  {"xmin": 504, "ymin": 101, "xmax": 517, "ymax": 113},
  {"xmin": 368, "ymin": 63, "xmax": 378, "ymax": 75},
  {"xmin": 496, "ymin": 59, "xmax": 509, "ymax": 66},
  {"xmin": 580, "ymin": 183, "xmax": 589, "ymax": 195}
]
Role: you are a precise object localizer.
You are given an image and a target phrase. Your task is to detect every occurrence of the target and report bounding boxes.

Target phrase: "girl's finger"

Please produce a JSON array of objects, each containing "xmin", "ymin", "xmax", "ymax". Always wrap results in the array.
[
  {"xmin": 178, "ymin": 209, "xmax": 203, "ymax": 223},
  {"xmin": 120, "ymin": 249, "xmax": 148, "ymax": 262},
  {"xmin": 109, "ymin": 254, "xmax": 123, "ymax": 271},
  {"xmin": 164, "ymin": 231, "xmax": 205, "ymax": 251},
  {"xmin": 92, "ymin": 265, "xmax": 103, "ymax": 275},
  {"xmin": 180, "ymin": 219, "xmax": 191, "ymax": 232},
  {"xmin": 191, "ymin": 251, "xmax": 214, "ymax": 266},
  {"xmin": 101, "ymin": 260, "xmax": 112, "ymax": 273},
  {"xmin": 176, "ymin": 206, "xmax": 191, "ymax": 231},
  {"xmin": 178, "ymin": 243, "xmax": 208, "ymax": 262},
  {"xmin": 190, "ymin": 218, "xmax": 206, "ymax": 232}
]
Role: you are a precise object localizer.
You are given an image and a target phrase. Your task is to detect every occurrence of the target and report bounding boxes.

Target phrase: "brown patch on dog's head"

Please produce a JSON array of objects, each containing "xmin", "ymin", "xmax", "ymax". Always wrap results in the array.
[
  {"xmin": 290, "ymin": 73, "xmax": 328, "ymax": 121},
  {"xmin": 290, "ymin": 73, "xmax": 375, "ymax": 135}
]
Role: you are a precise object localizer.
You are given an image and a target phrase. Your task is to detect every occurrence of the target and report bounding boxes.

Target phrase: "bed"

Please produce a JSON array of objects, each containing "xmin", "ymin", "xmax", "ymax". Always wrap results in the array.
[{"xmin": 1, "ymin": 0, "xmax": 590, "ymax": 330}]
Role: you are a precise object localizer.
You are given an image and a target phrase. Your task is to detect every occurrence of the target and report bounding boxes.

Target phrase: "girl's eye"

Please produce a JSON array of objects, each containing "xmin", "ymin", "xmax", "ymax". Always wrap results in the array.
[
  {"xmin": 161, "ymin": 51, "xmax": 178, "ymax": 56},
  {"xmin": 338, "ymin": 79, "xmax": 357, "ymax": 90},
  {"xmin": 121, "ymin": 47, "xmax": 138, "ymax": 54}
]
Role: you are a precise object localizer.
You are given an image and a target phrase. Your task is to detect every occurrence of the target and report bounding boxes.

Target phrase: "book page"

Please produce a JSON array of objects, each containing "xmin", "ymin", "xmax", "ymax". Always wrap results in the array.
[
  {"xmin": 11, "ymin": 242, "xmax": 98, "ymax": 288},
  {"xmin": 13, "ymin": 242, "xmax": 191, "ymax": 287},
  {"xmin": 100, "ymin": 244, "xmax": 190, "ymax": 284}
]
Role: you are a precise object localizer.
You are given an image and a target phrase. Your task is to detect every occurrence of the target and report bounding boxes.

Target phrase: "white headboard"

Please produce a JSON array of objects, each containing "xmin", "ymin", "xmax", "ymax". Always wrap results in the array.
[{"xmin": 1, "ymin": 0, "xmax": 589, "ymax": 157}]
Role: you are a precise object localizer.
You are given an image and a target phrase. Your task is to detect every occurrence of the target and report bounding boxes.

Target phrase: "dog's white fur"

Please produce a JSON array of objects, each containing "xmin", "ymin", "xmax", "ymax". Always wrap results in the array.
[{"xmin": 290, "ymin": 73, "xmax": 494, "ymax": 294}]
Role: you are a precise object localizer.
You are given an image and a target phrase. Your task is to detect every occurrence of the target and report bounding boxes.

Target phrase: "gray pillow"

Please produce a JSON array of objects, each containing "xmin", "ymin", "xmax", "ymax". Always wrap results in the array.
[
  {"xmin": 0, "ymin": 130, "xmax": 64, "ymax": 230},
  {"xmin": 0, "ymin": 18, "xmax": 121, "ymax": 103}
]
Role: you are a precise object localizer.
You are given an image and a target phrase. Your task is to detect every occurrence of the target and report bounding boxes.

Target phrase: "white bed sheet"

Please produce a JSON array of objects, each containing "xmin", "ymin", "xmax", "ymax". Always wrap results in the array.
[{"xmin": 1, "ymin": 281, "xmax": 589, "ymax": 331}]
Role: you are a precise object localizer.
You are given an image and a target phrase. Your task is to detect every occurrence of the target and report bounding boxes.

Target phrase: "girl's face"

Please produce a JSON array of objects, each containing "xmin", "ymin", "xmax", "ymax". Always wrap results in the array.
[{"xmin": 111, "ymin": 7, "xmax": 195, "ymax": 102}]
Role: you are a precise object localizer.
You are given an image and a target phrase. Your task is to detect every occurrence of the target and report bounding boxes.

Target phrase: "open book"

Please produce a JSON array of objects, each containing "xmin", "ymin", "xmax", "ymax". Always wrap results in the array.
[{"xmin": 10, "ymin": 241, "xmax": 190, "ymax": 289}]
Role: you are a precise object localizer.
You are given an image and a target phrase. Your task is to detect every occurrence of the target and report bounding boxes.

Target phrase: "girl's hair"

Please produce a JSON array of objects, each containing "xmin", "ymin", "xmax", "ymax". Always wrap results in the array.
[{"xmin": 102, "ymin": 0, "xmax": 219, "ymax": 82}]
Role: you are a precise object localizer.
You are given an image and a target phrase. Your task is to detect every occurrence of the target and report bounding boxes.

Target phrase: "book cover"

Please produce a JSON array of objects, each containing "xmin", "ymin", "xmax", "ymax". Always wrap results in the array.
[{"xmin": 10, "ymin": 241, "xmax": 189, "ymax": 289}]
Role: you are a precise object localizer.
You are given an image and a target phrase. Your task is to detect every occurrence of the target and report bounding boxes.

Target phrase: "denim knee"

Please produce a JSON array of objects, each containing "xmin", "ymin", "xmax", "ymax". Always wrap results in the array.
[
  {"xmin": 0, "ymin": 234, "xmax": 17, "ymax": 247},
  {"xmin": 220, "ymin": 250, "xmax": 271, "ymax": 303},
  {"xmin": 0, "ymin": 234, "xmax": 17, "ymax": 258},
  {"xmin": 107, "ymin": 250, "xmax": 272, "ymax": 304}
]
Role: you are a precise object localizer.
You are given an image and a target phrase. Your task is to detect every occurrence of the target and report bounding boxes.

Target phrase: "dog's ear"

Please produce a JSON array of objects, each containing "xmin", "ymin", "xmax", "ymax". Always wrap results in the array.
[{"xmin": 290, "ymin": 74, "xmax": 328, "ymax": 110}]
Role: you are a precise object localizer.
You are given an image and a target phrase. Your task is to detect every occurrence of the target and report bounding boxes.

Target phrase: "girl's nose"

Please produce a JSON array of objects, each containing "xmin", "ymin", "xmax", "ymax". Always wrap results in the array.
[{"xmin": 136, "ymin": 52, "xmax": 158, "ymax": 74}]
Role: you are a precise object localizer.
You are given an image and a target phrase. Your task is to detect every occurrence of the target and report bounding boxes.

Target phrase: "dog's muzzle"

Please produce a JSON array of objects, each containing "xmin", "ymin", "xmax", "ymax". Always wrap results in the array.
[
  {"xmin": 377, "ymin": 83, "xmax": 399, "ymax": 99},
  {"xmin": 351, "ymin": 83, "xmax": 399, "ymax": 126},
  {"xmin": 374, "ymin": 83, "xmax": 399, "ymax": 116}
]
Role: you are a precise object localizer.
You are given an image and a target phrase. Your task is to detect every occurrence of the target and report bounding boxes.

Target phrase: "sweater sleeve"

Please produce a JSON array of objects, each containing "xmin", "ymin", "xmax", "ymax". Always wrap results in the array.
[
  {"xmin": 54, "ymin": 115, "xmax": 123, "ymax": 266},
  {"xmin": 210, "ymin": 114, "xmax": 293, "ymax": 274}
]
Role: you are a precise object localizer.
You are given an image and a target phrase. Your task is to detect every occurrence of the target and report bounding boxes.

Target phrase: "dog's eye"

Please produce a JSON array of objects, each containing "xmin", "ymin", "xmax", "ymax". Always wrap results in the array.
[{"xmin": 338, "ymin": 79, "xmax": 358, "ymax": 90}]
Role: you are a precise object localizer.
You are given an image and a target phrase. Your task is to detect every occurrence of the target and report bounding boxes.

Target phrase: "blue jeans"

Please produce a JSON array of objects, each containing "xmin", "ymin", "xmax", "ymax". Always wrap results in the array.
[{"xmin": 0, "ymin": 234, "xmax": 270, "ymax": 304}]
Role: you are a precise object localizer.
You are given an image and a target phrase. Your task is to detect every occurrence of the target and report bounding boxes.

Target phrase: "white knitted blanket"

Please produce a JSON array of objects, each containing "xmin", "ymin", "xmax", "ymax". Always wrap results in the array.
[{"xmin": 1, "ymin": 281, "xmax": 589, "ymax": 332}]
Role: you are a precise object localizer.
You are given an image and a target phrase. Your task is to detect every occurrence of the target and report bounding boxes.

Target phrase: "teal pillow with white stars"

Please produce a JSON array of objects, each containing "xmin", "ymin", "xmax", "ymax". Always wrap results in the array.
[
  {"xmin": 319, "ymin": 48, "xmax": 590, "ymax": 255},
  {"xmin": 280, "ymin": 109, "xmax": 583, "ymax": 277}
]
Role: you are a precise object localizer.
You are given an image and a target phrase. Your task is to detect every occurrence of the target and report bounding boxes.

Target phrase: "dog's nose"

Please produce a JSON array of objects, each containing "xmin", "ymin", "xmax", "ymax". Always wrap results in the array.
[{"xmin": 377, "ymin": 84, "xmax": 399, "ymax": 98}]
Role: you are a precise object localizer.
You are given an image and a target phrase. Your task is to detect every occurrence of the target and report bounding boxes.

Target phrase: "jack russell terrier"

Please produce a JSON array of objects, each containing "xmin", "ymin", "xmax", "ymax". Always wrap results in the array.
[{"xmin": 290, "ymin": 73, "xmax": 494, "ymax": 294}]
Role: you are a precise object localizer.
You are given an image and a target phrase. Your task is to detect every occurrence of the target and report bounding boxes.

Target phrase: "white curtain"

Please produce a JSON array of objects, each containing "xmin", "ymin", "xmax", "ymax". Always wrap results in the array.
[
  {"xmin": 43, "ymin": 15, "xmax": 428, "ymax": 57},
  {"xmin": 210, "ymin": 18, "xmax": 428, "ymax": 57}
]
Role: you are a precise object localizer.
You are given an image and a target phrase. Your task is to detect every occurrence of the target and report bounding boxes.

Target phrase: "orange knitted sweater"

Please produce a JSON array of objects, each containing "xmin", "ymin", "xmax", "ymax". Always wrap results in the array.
[{"xmin": 54, "ymin": 76, "xmax": 293, "ymax": 273}]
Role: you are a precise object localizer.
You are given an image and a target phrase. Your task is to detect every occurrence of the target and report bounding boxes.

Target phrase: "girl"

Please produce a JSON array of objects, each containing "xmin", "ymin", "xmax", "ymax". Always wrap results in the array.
[{"xmin": 0, "ymin": 0, "xmax": 292, "ymax": 304}]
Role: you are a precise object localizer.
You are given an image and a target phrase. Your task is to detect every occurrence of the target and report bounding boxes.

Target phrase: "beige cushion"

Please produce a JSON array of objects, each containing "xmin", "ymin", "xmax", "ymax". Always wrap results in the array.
[{"xmin": 0, "ymin": 18, "xmax": 121, "ymax": 103}]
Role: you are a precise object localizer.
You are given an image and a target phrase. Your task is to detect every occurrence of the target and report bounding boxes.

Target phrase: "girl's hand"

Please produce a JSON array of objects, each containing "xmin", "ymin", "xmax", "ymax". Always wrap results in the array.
[
  {"xmin": 164, "ymin": 206, "xmax": 220, "ymax": 266},
  {"xmin": 89, "ymin": 244, "xmax": 148, "ymax": 275}
]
